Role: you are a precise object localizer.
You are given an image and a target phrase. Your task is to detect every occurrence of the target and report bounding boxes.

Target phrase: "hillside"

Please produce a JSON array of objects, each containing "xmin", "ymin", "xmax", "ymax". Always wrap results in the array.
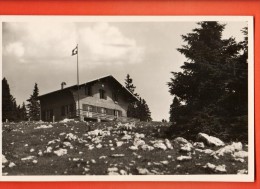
[{"xmin": 2, "ymin": 120, "xmax": 248, "ymax": 175}]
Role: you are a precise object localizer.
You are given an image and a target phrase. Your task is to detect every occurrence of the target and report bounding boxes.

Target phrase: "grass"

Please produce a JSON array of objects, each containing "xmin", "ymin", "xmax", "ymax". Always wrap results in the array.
[{"xmin": 2, "ymin": 121, "xmax": 248, "ymax": 175}]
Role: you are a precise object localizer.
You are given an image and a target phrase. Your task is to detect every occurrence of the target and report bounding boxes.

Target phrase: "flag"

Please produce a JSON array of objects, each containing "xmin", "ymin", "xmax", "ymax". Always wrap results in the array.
[{"xmin": 72, "ymin": 45, "xmax": 78, "ymax": 56}]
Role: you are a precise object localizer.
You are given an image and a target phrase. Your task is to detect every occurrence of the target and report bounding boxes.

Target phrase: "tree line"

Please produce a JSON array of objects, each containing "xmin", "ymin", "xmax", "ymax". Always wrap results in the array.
[
  {"xmin": 168, "ymin": 22, "xmax": 248, "ymax": 142},
  {"xmin": 2, "ymin": 78, "xmax": 40, "ymax": 122}
]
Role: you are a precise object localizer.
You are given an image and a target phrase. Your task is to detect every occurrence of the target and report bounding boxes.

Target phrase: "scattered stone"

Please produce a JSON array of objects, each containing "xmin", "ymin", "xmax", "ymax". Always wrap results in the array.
[
  {"xmin": 21, "ymin": 156, "xmax": 36, "ymax": 161},
  {"xmin": 212, "ymin": 142, "xmax": 243, "ymax": 157},
  {"xmin": 197, "ymin": 133, "xmax": 225, "ymax": 147},
  {"xmin": 65, "ymin": 133, "xmax": 78, "ymax": 141},
  {"xmin": 32, "ymin": 160, "xmax": 38, "ymax": 164},
  {"xmin": 121, "ymin": 134, "xmax": 132, "ymax": 140},
  {"xmin": 91, "ymin": 159, "xmax": 96, "ymax": 164},
  {"xmin": 59, "ymin": 118, "xmax": 74, "ymax": 123},
  {"xmin": 134, "ymin": 133, "xmax": 145, "ymax": 139},
  {"xmin": 110, "ymin": 147, "xmax": 115, "ymax": 151},
  {"xmin": 133, "ymin": 138, "xmax": 145, "ymax": 147},
  {"xmin": 153, "ymin": 141, "xmax": 167, "ymax": 150},
  {"xmin": 38, "ymin": 150, "xmax": 43, "ymax": 156},
  {"xmin": 30, "ymin": 148, "xmax": 35, "ymax": 152},
  {"xmin": 160, "ymin": 160, "xmax": 169, "ymax": 165},
  {"xmin": 24, "ymin": 144, "xmax": 28, "ymax": 147},
  {"xmin": 203, "ymin": 163, "xmax": 227, "ymax": 173},
  {"xmin": 136, "ymin": 167, "xmax": 151, "ymax": 175},
  {"xmin": 53, "ymin": 149, "xmax": 67, "ymax": 156},
  {"xmin": 35, "ymin": 124, "xmax": 53, "ymax": 129},
  {"xmin": 99, "ymin": 156, "xmax": 107, "ymax": 159},
  {"xmin": 141, "ymin": 144, "xmax": 154, "ymax": 151},
  {"xmin": 129, "ymin": 146, "xmax": 138, "ymax": 150},
  {"xmin": 120, "ymin": 169, "xmax": 127, "ymax": 175},
  {"xmin": 2, "ymin": 155, "xmax": 8, "ymax": 164},
  {"xmin": 88, "ymin": 145, "xmax": 94, "ymax": 150},
  {"xmin": 116, "ymin": 141, "xmax": 124, "ymax": 147},
  {"xmin": 9, "ymin": 162, "xmax": 16, "ymax": 168},
  {"xmin": 193, "ymin": 142, "xmax": 205, "ymax": 149},
  {"xmin": 180, "ymin": 143, "xmax": 193, "ymax": 152},
  {"xmin": 177, "ymin": 155, "xmax": 192, "ymax": 161},
  {"xmin": 111, "ymin": 154, "xmax": 125, "ymax": 157},
  {"xmin": 96, "ymin": 143, "xmax": 102, "ymax": 149},
  {"xmin": 237, "ymin": 169, "xmax": 248, "ymax": 174},
  {"xmin": 232, "ymin": 151, "xmax": 248, "ymax": 159},
  {"xmin": 165, "ymin": 139, "xmax": 173, "ymax": 149}
]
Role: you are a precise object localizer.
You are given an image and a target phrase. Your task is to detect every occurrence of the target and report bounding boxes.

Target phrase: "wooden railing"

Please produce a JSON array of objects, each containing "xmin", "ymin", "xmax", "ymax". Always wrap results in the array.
[{"xmin": 79, "ymin": 110, "xmax": 139, "ymax": 122}]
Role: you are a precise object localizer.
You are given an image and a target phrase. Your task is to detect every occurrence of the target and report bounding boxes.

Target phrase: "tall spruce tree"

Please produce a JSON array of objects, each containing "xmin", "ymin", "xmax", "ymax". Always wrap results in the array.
[
  {"xmin": 27, "ymin": 83, "xmax": 40, "ymax": 121},
  {"xmin": 168, "ymin": 22, "xmax": 248, "ymax": 141},
  {"xmin": 2, "ymin": 78, "xmax": 18, "ymax": 122},
  {"xmin": 125, "ymin": 74, "xmax": 152, "ymax": 121}
]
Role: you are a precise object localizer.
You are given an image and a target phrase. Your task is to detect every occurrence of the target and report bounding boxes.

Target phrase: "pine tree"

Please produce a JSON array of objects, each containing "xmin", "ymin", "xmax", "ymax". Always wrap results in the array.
[
  {"xmin": 168, "ymin": 22, "xmax": 247, "ymax": 141},
  {"xmin": 2, "ymin": 78, "xmax": 18, "ymax": 122},
  {"xmin": 169, "ymin": 97, "xmax": 181, "ymax": 123},
  {"xmin": 27, "ymin": 83, "xmax": 40, "ymax": 121},
  {"xmin": 125, "ymin": 74, "xmax": 152, "ymax": 121},
  {"xmin": 19, "ymin": 102, "xmax": 28, "ymax": 121}
]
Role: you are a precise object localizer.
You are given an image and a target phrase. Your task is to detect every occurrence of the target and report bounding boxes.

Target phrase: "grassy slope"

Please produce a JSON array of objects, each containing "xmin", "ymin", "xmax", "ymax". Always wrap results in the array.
[{"xmin": 2, "ymin": 121, "xmax": 248, "ymax": 175}]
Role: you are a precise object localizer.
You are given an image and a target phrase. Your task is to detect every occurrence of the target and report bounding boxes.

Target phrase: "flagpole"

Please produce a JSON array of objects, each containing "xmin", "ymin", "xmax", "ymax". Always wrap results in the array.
[{"xmin": 76, "ymin": 44, "xmax": 80, "ymax": 120}]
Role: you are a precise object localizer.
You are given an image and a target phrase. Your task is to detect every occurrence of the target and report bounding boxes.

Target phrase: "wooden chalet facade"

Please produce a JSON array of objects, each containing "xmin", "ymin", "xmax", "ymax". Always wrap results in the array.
[{"xmin": 38, "ymin": 75, "xmax": 139, "ymax": 122}]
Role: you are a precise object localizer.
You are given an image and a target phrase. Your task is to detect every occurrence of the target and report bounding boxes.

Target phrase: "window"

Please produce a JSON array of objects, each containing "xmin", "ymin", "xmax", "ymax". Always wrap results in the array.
[
  {"xmin": 101, "ymin": 108, "xmax": 106, "ymax": 114},
  {"xmin": 99, "ymin": 89, "xmax": 106, "ymax": 99},
  {"xmin": 85, "ymin": 85, "xmax": 92, "ymax": 96}
]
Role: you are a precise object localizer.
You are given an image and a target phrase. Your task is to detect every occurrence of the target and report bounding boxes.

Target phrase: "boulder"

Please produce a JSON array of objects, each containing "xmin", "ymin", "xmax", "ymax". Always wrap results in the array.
[
  {"xmin": 212, "ymin": 142, "xmax": 243, "ymax": 157},
  {"xmin": 197, "ymin": 133, "xmax": 225, "ymax": 147},
  {"xmin": 165, "ymin": 139, "xmax": 173, "ymax": 149},
  {"xmin": 136, "ymin": 167, "xmax": 152, "ymax": 175},
  {"xmin": 176, "ymin": 155, "xmax": 192, "ymax": 161},
  {"xmin": 203, "ymin": 163, "xmax": 227, "ymax": 173},
  {"xmin": 193, "ymin": 142, "xmax": 205, "ymax": 149}
]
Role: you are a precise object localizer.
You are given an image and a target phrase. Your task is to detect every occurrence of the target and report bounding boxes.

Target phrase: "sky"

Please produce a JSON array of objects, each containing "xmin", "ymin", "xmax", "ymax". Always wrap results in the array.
[{"xmin": 2, "ymin": 19, "xmax": 247, "ymax": 121}]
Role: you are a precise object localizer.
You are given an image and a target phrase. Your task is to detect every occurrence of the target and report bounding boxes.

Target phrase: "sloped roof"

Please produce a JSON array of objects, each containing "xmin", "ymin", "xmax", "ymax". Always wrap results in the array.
[{"xmin": 38, "ymin": 75, "xmax": 139, "ymax": 101}]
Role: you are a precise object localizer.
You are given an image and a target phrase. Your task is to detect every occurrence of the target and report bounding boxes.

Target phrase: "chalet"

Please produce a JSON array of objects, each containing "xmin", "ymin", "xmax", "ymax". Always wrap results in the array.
[{"xmin": 38, "ymin": 75, "xmax": 139, "ymax": 122}]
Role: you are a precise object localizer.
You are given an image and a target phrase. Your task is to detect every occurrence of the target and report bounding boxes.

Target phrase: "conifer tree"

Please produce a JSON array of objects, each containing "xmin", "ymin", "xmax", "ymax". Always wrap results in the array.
[
  {"xmin": 168, "ymin": 22, "xmax": 248, "ymax": 141},
  {"xmin": 27, "ymin": 83, "xmax": 40, "ymax": 121},
  {"xmin": 125, "ymin": 74, "xmax": 152, "ymax": 121},
  {"xmin": 2, "ymin": 78, "xmax": 18, "ymax": 122}
]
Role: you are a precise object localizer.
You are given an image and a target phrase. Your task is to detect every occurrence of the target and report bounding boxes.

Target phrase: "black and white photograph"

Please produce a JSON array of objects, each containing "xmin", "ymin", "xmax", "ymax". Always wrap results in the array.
[{"xmin": 0, "ymin": 16, "xmax": 254, "ymax": 181}]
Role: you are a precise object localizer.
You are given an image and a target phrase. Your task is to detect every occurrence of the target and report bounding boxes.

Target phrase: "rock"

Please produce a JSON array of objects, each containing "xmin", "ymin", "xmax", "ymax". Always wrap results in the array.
[
  {"xmin": 174, "ymin": 137, "xmax": 190, "ymax": 145},
  {"xmin": 35, "ymin": 124, "xmax": 53, "ymax": 129},
  {"xmin": 96, "ymin": 143, "xmax": 102, "ymax": 149},
  {"xmin": 111, "ymin": 154, "xmax": 125, "ymax": 157},
  {"xmin": 129, "ymin": 146, "xmax": 138, "ymax": 150},
  {"xmin": 38, "ymin": 150, "xmax": 43, "ymax": 156},
  {"xmin": 136, "ymin": 167, "xmax": 151, "ymax": 175},
  {"xmin": 108, "ymin": 167, "xmax": 118, "ymax": 172},
  {"xmin": 134, "ymin": 133, "xmax": 145, "ymax": 139},
  {"xmin": 53, "ymin": 149, "xmax": 67, "ymax": 156},
  {"xmin": 30, "ymin": 148, "xmax": 35, "ymax": 152},
  {"xmin": 212, "ymin": 142, "xmax": 243, "ymax": 157},
  {"xmin": 121, "ymin": 134, "xmax": 132, "ymax": 140},
  {"xmin": 237, "ymin": 169, "xmax": 248, "ymax": 174},
  {"xmin": 133, "ymin": 138, "xmax": 145, "ymax": 147},
  {"xmin": 203, "ymin": 163, "xmax": 227, "ymax": 173},
  {"xmin": 2, "ymin": 155, "xmax": 8, "ymax": 164},
  {"xmin": 153, "ymin": 141, "xmax": 167, "ymax": 150},
  {"xmin": 177, "ymin": 155, "xmax": 192, "ymax": 161},
  {"xmin": 141, "ymin": 144, "xmax": 154, "ymax": 151},
  {"xmin": 99, "ymin": 156, "xmax": 107, "ymax": 159},
  {"xmin": 91, "ymin": 159, "xmax": 96, "ymax": 164},
  {"xmin": 193, "ymin": 142, "xmax": 205, "ymax": 149},
  {"xmin": 65, "ymin": 133, "xmax": 78, "ymax": 141},
  {"xmin": 33, "ymin": 160, "xmax": 38, "ymax": 164},
  {"xmin": 215, "ymin": 165, "xmax": 227, "ymax": 173},
  {"xmin": 88, "ymin": 145, "xmax": 94, "ymax": 150},
  {"xmin": 197, "ymin": 133, "xmax": 225, "ymax": 147},
  {"xmin": 21, "ymin": 156, "xmax": 36, "ymax": 161},
  {"xmin": 160, "ymin": 160, "xmax": 169, "ymax": 165},
  {"xmin": 45, "ymin": 146, "xmax": 53, "ymax": 153},
  {"xmin": 165, "ymin": 139, "xmax": 173, "ymax": 149},
  {"xmin": 180, "ymin": 143, "xmax": 193, "ymax": 152},
  {"xmin": 195, "ymin": 148, "xmax": 214, "ymax": 154},
  {"xmin": 63, "ymin": 142, "xmax": 73, "ymax": 149},
  {"xmin": 232, "ymin": 151, "xmax": 248, "ymax": 158},
  {"xmin": 116, "ymin": 141, "xmax": 124, "ymax": 147},
  {"xmin": 120, "ymin": 169, "xmax": 127, "ymax": 175},
  {"xmin": 9, "ymin": 162, "xmax": 16, "ymax": 168}
]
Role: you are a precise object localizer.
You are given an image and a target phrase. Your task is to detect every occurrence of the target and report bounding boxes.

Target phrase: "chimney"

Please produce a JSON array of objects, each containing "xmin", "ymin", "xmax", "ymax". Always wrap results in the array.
[{"xmin": 61, "ymin": 82, "xmax": 66, "ymax": 89}]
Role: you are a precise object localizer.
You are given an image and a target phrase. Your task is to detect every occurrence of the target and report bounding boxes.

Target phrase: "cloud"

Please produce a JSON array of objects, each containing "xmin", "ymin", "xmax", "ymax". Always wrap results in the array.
[{"xmin": 3, "ymin": 22, "xmax": 144, "ymax": 68}]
